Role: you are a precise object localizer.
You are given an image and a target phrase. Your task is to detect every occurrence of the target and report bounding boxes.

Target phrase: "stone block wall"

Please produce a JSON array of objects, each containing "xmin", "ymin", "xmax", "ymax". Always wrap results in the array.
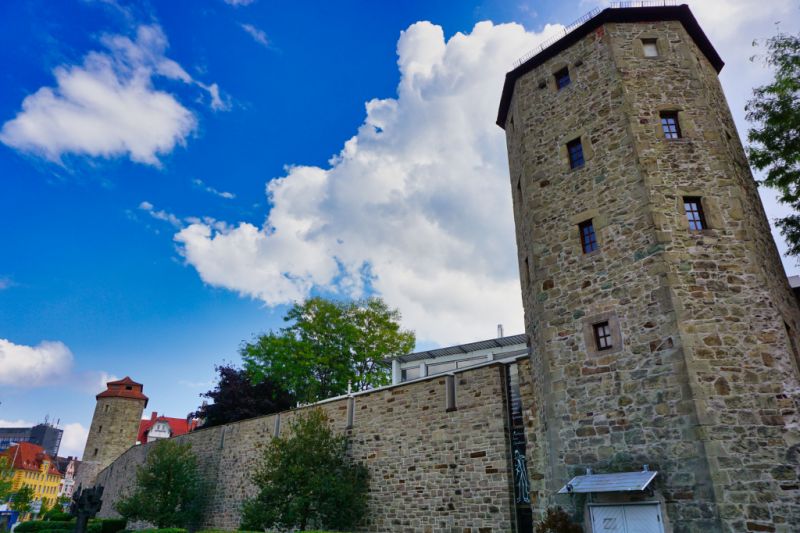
[
  {"xmin": 95, "ymin": 361, "xmax": 526, "ymax": 532},
  {"xmin": 503, "ymin": 16, "xmax": 800, "ymax": 533}
]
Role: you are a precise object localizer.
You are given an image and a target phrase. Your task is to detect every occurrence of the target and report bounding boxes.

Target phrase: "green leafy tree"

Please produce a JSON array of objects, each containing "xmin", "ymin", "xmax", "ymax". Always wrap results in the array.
[
  {"xmin": 242, "ymin": 297, "xmax": 415, "ymax": 403},
  {"xmin": 241, "ymin": 409, "xmax": 369, "ymax": 531},
  {"xmin": 746, "ymin": 30, "xmax": 800, "ymax": 254},
  {"xmin": 115, "ymin": 440, "xmax": 204, "ymax": 529},
  {"xmin": 10, "ymin": 484, "xmax": 34, "ymax": 515},
  {"xmin": 0, "ymin": 456, "xmax": 12, "ymax": 502}
]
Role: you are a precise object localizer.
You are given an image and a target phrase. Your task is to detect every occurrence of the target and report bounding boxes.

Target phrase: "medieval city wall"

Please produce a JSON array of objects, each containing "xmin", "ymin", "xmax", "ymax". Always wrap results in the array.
[{"xmin": 96, "ymin": 359, "xmax": 531, "ymax": 532}]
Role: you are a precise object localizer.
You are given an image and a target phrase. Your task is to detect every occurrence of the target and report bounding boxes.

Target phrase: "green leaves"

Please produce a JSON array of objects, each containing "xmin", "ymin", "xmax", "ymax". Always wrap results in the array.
[
  {"xmin": 0, "ymin": 457, "xmax": 13, "ymax": 502},
  {"xmin": 242, "ymin": 296, "xmax": 415, "ymax": 404},
  {"xmin": 241, "ymin": 409, "xmax": 369, "ymax": 531},
  {"xmin": 115, "ymin": 440, "xmax": 204, "ymax": 529},
  {"xmin": 747, "ymin": 31, "xmax": 800, "ymax": 253},
  {"xmin": 11, "ymin": 484, "xmax": 35, "ymax": 514}
]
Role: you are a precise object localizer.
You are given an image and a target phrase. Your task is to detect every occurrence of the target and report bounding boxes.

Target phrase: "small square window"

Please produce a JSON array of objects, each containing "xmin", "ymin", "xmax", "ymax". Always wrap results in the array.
[
  {"xmin": 593, "ymin": 322, "xmax": 612, "ymax": 351},
  {"xmin": 567, "ymin": 138, "xmax": 585, "ymax": 169},
  {"xmin": 683, "ymin": 196, "xmax": 707, "ymax": 231},
  {"xmin": 579, "ymin": 220, "xmax": 599, "ymax": 253},
  {"xmin": 660, "ymin": 111, "xmax": 682, "ymax": 139},
  {"xmin": 401, "ymin": 367, "xmax": 420, "ymax": 382},
  {"xmin": 642, "ymin": 39, "xmax": 659, "ymax": 57},
  {"xmin": 555, "ymin": 67, "xmax": 571, "ymax": 90}
]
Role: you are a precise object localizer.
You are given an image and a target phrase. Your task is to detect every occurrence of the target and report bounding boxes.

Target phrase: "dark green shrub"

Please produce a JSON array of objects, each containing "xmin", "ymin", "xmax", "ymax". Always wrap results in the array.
[
  {"xmin": 15, "ymin": 522, "xmax": 74, "ymax": 532},
  {"xmin": 240, "ymin": 409, "xmax": 368, "ymax": 532},
  {"xmin": 535, "ymin": 507, "xmax": 583, "ymax": 533},
  {"xmin": 42, "ymin": 510, "xmax": 73, "ymax": 522},
  {"xmin": 96, "ymin": 519, "xmax": 126, "ymax": 533},
  {"xmin": 136, "ymin": 529, "xmax": 187, "ymax": 533},
  {"xmin": 115, "ymin": 440, "xmax": 204, "ymax": 529}
]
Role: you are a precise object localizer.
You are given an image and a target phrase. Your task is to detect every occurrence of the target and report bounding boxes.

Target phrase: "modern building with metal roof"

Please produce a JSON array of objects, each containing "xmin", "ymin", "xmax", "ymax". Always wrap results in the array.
[{"xmin": 386, "ymin": 332, "xmax": 528, "ymax": 384}]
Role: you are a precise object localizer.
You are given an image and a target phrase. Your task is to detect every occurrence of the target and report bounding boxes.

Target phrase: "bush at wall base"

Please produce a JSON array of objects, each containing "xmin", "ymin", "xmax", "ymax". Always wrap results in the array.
[
  {"xmin": 535, "ymin": 507, "xmax": 583, "ymax": 533},
  {"xmin": 240, "ymin": 409, "xmax": 369, "ymax": 532}
]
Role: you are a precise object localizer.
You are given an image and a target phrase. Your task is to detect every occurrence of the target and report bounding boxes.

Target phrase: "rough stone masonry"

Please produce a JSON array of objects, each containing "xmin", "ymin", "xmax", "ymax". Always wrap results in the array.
[{"xmin": 499, "ymin": 4, "xmax": 800, "ymax": 532}]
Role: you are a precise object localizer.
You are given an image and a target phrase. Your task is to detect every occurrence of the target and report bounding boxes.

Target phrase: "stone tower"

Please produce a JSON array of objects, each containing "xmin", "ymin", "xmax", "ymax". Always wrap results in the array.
[
  {"xmin": 75, "ymin": 377, "xmax": 148, "ymax": 489},
  {"xmin": 498, "ymin": 5, "xmax": 800, "ymax": 532}
]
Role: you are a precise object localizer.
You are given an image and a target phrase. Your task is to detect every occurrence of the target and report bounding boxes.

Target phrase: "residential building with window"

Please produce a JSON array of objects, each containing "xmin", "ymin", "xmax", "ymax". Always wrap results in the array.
[
  {"xmin": 54, "ymin": 456, "xmax": 80, "ymax": 501},
  {"xmin": 1, "ymin": 443, "xmax": 63, "ymax": 514},
  {"xmin": 137, "ymin": 412, "xmax": 199, "ymax": 444},
  {"xmin": 387, "ymin": 333, "xmax": 528, "ymax": 385}
]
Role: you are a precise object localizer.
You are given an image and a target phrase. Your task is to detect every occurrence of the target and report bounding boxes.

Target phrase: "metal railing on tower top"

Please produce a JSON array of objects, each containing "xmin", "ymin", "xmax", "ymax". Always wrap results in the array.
[{"xmin": 512, "ymin": 0, "xmax": 679, "ymax": 68}]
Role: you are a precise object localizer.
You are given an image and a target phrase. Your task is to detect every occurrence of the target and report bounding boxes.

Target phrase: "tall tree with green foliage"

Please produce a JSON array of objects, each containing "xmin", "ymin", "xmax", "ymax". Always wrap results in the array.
[
  {"xmin": 116, "ymin": 440, "xmax": 204, "ymax": 529},
  {"xmin": 190, "ymin": 365, "xmax": 295, "ymax": 428},
  {"xmin": 242, "ymin": 297, "xmax": 415, "ymax": 403},
  {"xmin": 747, "ymin": 30, "xmax": 800, "ymax": 254},
  {"xmin": 0, "ymin": 457, "xmax": 12, "ymax": 502},
  {"xmin": 10, "ymin": 485, "xmax": 34, "ymax": 515},
  {"xmin": 241, "ymin": 409, "xmax": 369, "ymax": 531}
]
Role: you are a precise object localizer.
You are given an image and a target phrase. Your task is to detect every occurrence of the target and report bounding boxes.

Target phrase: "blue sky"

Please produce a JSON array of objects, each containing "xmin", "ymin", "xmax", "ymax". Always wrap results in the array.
[{"xmin": 1, "ymin": 0, "xmax": 798, "ymax": 458}]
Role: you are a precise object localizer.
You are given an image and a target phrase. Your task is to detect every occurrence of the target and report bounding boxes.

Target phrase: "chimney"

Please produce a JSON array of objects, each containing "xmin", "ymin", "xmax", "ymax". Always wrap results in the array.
[
  {"xmin": 497, "ymin": 324, "xmax": 504, "ymax": 338},
  {"xmin": 151, "ymin": 411, "xmax": 158, "ymax": 420}
]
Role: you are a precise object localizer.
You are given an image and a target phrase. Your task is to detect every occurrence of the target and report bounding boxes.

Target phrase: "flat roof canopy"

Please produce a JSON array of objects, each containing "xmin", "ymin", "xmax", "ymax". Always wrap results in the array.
[{"xmin": 558, "ymin": 470, "xmax": 658, "ymax": 494}]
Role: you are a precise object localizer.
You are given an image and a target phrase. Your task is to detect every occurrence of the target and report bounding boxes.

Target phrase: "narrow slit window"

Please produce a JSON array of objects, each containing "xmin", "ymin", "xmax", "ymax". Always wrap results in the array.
[
  {"xmin": 567, "ymin": 138, "xmax": 585, "ymax": 169},
  {"xmin": 593, "ymin": 322, "xmax": 612, "ymax": 351},
  {"xmin": 683, "ymin": 197, "xmax": 707, "ymax": 231},
  {"xmin": 579, "ymin": 220, "xmax": 599, "ymax": 253},
  {"xmin": 642, "ymin": 39, "xmax": 659, "ymax": 57},
  {"xmin": 661, "ymin": 111, "xmax": 682, "ymax": 139},
  {"xmin": 554, "ymin": 67, "xmax": 571, "ymax": 90}
]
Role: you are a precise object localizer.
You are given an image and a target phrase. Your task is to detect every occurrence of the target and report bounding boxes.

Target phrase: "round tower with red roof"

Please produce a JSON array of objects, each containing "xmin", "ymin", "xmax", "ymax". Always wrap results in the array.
[{"xmin": 74, "ymin": 377, "xmax": 148, "ymax": 489}]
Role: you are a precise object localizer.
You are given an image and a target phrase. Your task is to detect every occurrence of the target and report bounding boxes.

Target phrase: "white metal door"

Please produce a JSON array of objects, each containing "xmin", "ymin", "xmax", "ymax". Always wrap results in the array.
[{"xmin": 590, "ymin": 504, "xmax": 664, "ymax": 533}]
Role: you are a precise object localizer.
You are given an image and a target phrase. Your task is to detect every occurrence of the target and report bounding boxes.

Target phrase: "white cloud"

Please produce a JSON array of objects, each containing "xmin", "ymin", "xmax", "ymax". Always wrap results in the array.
[
  {"xmin": 175, "ymin": 20, "xmax": 567, "ymax": 345},
  {"xmin": 0, "ymin": 419, "xmax": 35, "ymax": 428},
  {"xmin": 139, "ymin": 200, "xmax": 182, "ymax": 227},
  {"xmin": 0, "ymin": 24, "xmax": 225, "ymax": 166},
  {"xmin": 0, "ymin": 277, "xmax": 12, "ymax": 290},
  {"xmin": 193, "ymin": 178, "xmax": 235, "ymax": 199},
  {"xmin": 0, "ymin": 339, "xmax": 74, "ymax": 387},
  {"xmin": 241, "ymin": 23, "xmax": 270, "ymax": 47},
  {"xmin": 224, "ymin": 0, "xmax": 255, "ymax": 5},
  {"xmin": 176, "ymin": 2, "xmax": 800, "ymax": 345},
  {"xmin": 60, "ymin": 423, "xmax": 89, "ymax": 459}
]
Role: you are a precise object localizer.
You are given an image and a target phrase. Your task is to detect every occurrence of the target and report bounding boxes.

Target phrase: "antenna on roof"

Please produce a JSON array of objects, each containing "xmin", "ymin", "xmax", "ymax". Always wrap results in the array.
[{"xmin": 497, "ymin": 324, "xmax": 504, "ymax": 338}]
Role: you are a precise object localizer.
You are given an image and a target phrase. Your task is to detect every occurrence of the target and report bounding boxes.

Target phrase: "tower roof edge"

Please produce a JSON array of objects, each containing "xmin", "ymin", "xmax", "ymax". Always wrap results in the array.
[{"xmin": 496, "ymin": 4, "xmax": 724, "ymax": 129}]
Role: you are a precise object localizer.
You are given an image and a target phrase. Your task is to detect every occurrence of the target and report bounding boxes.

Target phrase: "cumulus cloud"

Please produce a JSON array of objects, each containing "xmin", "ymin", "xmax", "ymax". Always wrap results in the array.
[
  {"xmin": 0, "ymin": 419, "xmax": 35, "ymax": 428},
  {"xmin": 60, "ymin": 422, "xmax": 90, "ymax": 459},
  {"xmin": 175, "ymin": 2, "xmax": 800, "ymax": 345},
  {"xmin": 0, "ymin": 339, "xmax": 74, "ymax": 387},
  {"xmin": 241, "ymin": 23, "xmax": 270, "ymax": 47},
  {"xmin": 0, "ymin": 24, "xmax": 224, "ymax": 165},
  {"xmin": 175, "ymin": 21, "xmax": 566, "ymax": 344}
]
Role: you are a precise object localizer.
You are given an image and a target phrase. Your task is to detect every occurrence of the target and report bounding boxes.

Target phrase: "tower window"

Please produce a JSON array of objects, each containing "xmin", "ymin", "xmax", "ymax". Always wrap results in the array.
[
  {"xmin": 642, "ymin": 39, "xmax": 659, "ymax": 57},
  {"xmin": 98, "ymin": 425, "xmax": 102, "ymax": 434},
  {"xmin": 567, "ymin": 138, "xmax": 585, "ymax": 169},
  {"xmin": 579, "ymin": 220, "xmax": 599, "ymax": 253},
  {"xmin": 554, "ymin": 67, "xmax": 571, "ymax": 90},
  {"xmin": 660, "ymin": 111, "xmax": 682, "ymax": 139},
  {"xmin": 104, "ymin": 405, "xmax": 109, "ymax": 413},
  {"xmin": 683, "ymin": 197, "xmax": 707, "ymax": 231},
  {"xmin": 93, "ymin": 448, "xmax": 98, "ymax": 457},
  {"xmin": 593, "ymin": 322, "xmax": 613, "ymax": 351}
]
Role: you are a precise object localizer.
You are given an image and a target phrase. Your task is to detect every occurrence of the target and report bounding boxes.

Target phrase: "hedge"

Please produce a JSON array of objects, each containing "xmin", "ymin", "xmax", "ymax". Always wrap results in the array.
[{"xmin": 14, "ymin": 522, "xmax": 74, "ymax": 532}]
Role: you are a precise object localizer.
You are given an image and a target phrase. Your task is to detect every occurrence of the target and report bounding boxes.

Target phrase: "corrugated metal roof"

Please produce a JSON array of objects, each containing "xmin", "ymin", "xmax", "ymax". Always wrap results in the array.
[
  {"xmin": 558, "ymin": 471, "xmax": 658, "ymax": 494},
  {"xmin": 389, "ymin": 333, "xmax": 528, "ymax": 364}
]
